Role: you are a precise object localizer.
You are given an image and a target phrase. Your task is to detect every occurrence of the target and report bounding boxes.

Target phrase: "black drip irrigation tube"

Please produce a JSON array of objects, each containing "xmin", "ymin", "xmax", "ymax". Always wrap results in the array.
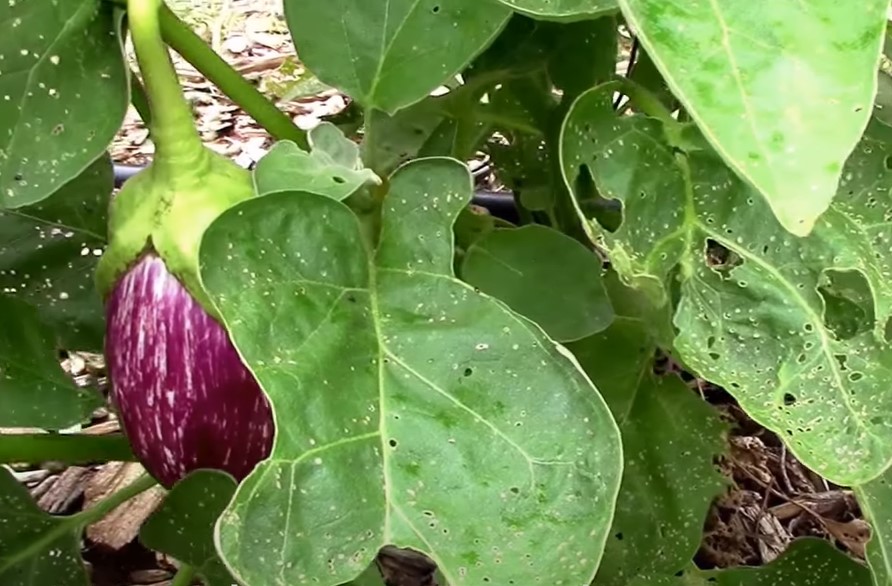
[{"xmin": 112, "ymin": 164, "xmax": 522, "ymax": 224}]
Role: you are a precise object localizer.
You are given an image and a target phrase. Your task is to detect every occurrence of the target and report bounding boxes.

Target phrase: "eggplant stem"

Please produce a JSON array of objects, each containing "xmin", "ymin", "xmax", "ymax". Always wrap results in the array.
[
  {"xmin": 127, "ymin": 0, "xmax": 205, "ymax": 173},
  {"xmin": 158, "ymin": 4, "xmax": 308, "ymax": 149}
]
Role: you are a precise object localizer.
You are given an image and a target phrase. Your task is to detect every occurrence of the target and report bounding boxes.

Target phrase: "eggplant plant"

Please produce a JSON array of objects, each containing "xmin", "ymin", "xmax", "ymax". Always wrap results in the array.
[{"xmin": 0, "ymin": 0, "xmax": 890, "ymax": 585}]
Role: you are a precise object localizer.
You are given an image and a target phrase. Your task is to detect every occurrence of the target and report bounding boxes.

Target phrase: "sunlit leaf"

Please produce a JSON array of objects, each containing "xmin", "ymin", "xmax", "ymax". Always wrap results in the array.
[
  {"xmin": 616, "ymin": 0, "xmax": 887, "ymax": 236},
  {"xmin": 201, "ymin": 157, "xmax": 622, "ymax": 585},
  {"xmin": 255, "ymin": 125, "xmax": 381, "ymax": 200}
]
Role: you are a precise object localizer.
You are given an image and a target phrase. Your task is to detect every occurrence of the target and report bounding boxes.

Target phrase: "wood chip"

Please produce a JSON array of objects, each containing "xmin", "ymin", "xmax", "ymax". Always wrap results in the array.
[
  {"xmin": 83, "ymin": 462, "xmax": 166, "ymax": 551},
  {"xmin": 37, "ymin": 466, "xmax": 92, "ymax": 514}
]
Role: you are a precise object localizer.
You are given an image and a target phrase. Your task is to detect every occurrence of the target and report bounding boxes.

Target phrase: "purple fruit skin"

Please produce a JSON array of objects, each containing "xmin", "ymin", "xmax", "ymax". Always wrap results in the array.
[{"xmin": 106, "ymin": 253, "xmax": 273, "ymax": 488}]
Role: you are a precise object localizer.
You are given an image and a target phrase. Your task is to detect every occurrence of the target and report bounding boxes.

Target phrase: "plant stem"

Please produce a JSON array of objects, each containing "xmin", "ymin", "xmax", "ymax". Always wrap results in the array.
[
  {"xmin": 127, "ymin": 0, "xmax": 205, "ymax": 172},
  {"xmin": 72, "ymin": 472, "xmax": 158, "ymax": 527},
  {"xmin": 0, "ymin": 433, "xmax": 135, "ymax": 465},
  {"xmin": 170, "ymin": 564, "xmax": 197, "ymax": 586},
  {"xmin": 158, "ymin": 5, "xmax": 308, "ymax": 149}
]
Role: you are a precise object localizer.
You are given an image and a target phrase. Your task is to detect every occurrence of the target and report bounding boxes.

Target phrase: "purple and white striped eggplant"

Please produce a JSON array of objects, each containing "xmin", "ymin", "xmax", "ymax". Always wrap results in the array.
[
  {"xmin": 98, "ymin": 0, "xmax": 275, "ymax": 487},
  {"xmin": 105, "ymin": 253, "xmax": 273, "ymax": 488}
]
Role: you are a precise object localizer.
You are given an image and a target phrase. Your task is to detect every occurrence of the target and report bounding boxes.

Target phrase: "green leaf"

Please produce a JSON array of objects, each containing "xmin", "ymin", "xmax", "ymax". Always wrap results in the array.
[
  {"xmin": 0, "ymin": 295, "xmax": 101, "ymax": 429},
  {"xmin": 546, "ymin": 17, "xmax": 618, "ymax": 100},
  {"xmin": 567, "ymin": 276, "xmax": 727, "ymax": 585},
  {"xmin": 0, "ymin": 467, "xmax": 88, "ymax": 586},
  {"xmin": 875, "ymin": 70, "xmax": 892, "ymax": 130},
  {"xmin": 461, "ymin": 224, "xmax": 614, "ymax": 342},
  {"xmin": 283, "ymin": 0, "xmax": 512, "ymax": 114},
  {"xmin": 594, "ymin": 373, "xmax": 725, "ymax": 586},
  {"xmin": 201, "ymin": 157, "xmax": 623, "ymax": 585},
  {"xmin": 0, "ymin": 0, "xmax": 127, "ymax": 208},
  {"xmin": 561, "ymin": 87, "xmax": 892, "ymax": 486},
  {"xmin": 495, "ymin": 0, "xmax": 617, "ymax": 22},
  {"xmin": 254, "ymin": 127, "xmax": 381, "ymax": 200},
  {"xmin": 140, "ymin": 470, "xmax": 238, "ymax": 586},
  {"xmin": 616, "ymin": 0, "xmax": 887, "ymax": 236},
  {"xmin": 856, "ymin": 472, "xmax": 892, "ymax": 585},
  {"xmin": 0, "ymin": 155, "xmax": 111, "ymax": 351},
  {"xmin": 361, "ymin": 98, "xmax": 449, "ymax": 174},
  {"xmin": 627, "ymin": 47, "xmax": 676, "ymax": 111}
]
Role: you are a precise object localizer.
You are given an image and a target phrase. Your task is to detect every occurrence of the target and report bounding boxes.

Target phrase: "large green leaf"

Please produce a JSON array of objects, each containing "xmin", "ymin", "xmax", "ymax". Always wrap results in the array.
[
  {"xmin": 0, "ymin": 467, "xmax": 88, "ymax": 586},
  {"xmin": 568, "ymin": 277, "xmax": 727, "ymax": 586},
  {"xmin": 560, "ymin": 88, "xmax": 892, "ymax": 486},
  {"xmin": 617, "ymin": 0, "xmax": 887, "ymax": 236},
  {"xmin": 0, "ymin": 156, "xmax": 111, "ymax": 351},
  {"xmin": 0, "ymin": 295, "xmax": 101, "ymax": 429},
  {"xmin": 461, "ymin": 224, "xmax": 614, "ymax": 342},
  {"xmin": 856, "ymin": 472, "xmax": 892, "ymax": 585},
  {"xmin": 0, "ymin": 0, "xmax": 127, "ymax": 208},
  {"xmin": 495, "ymin": 0, "xmax": 617, "ymax": 22},
  {"xmin": 254, "ymin": 125, "xmax": 381, "ymax": 199},
  {"xmin": 283, "ymin": 0, "xmax": 512, "ymax": 114},
  {"xmin": 140, "ymin": 470, "xmax": 238, "ymax": 586},
  {"xmin": 200, "ymin": 157, "xmax": 623, "ymax": 585}
]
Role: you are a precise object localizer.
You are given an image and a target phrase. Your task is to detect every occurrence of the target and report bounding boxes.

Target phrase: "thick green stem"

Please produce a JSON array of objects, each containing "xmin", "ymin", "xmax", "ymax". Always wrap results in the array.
[
  {"xmin": 170, "ymin": 564, "xmax": 197, "ymax": 586},
  {"xmin": 158, "ymin": 5, "xmax": 308, "ymax": 149},
  {"xmin": 72, "ymin": 473, "xmax": 158, "ymax": 526},
  {"xmin": 127, "ymin": 0, "xmax": 205, "ymax": 172},
  {"xmin": 0, "ymin": 433, "xmax": 135, "ymax": 465}
]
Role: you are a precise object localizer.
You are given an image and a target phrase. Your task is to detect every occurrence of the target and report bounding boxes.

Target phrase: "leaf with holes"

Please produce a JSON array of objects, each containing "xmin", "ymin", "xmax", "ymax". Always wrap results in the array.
[
  {"xmin": 461, "ymin": 224, "xmax": 614, "ymax": 342},
  {"xmin": 200, "ymin": 157, "xmax": 623, "ymax": 585},
  {"xmin": 282, "ymin": 0, "xmax": 512, "ymax": 114},
  {"xmin": 561, "ymin": 87, "xmax": 892, "ymax": 486},
  {"xmin": 140, "ymin": 470, "xmax": 238, "ymax": 586},
  {"xmin": 0, "ymin": 294, "xmax": 101, "ymax": 429},
  {"xmin": 0, "ymin": 467, "xmax": 88, "ymax": 586},
  {"xmin": 568, "ymin": 278, "xmax": 727, "ymax": 586},
  {"xmin": 617, "ymin": 0, "xmax": 886, "ymax": 236},
  {"xmin": 254, "ymin": 125, "xmax": 381, "ymax": 199},
  {"xmin": 0, "ymin": 155, "xmax": 111, "ymax": 351},
  {"xmin": 494, "ymin": 0, "xmax": 617, "ymax": 22},
  {"xmin": 0, "ymin": 0, "xmax": 127, "ymax": 208}
]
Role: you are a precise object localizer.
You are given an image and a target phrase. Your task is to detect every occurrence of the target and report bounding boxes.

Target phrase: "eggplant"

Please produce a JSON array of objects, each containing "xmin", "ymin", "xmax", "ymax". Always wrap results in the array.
[
  {"xmin": 106, "ymin": 254, "xmax": 273, "ymax": 487},
  {"xmin": 97, "ymin": 0, "xmax": 274, "ymax": 487}
]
